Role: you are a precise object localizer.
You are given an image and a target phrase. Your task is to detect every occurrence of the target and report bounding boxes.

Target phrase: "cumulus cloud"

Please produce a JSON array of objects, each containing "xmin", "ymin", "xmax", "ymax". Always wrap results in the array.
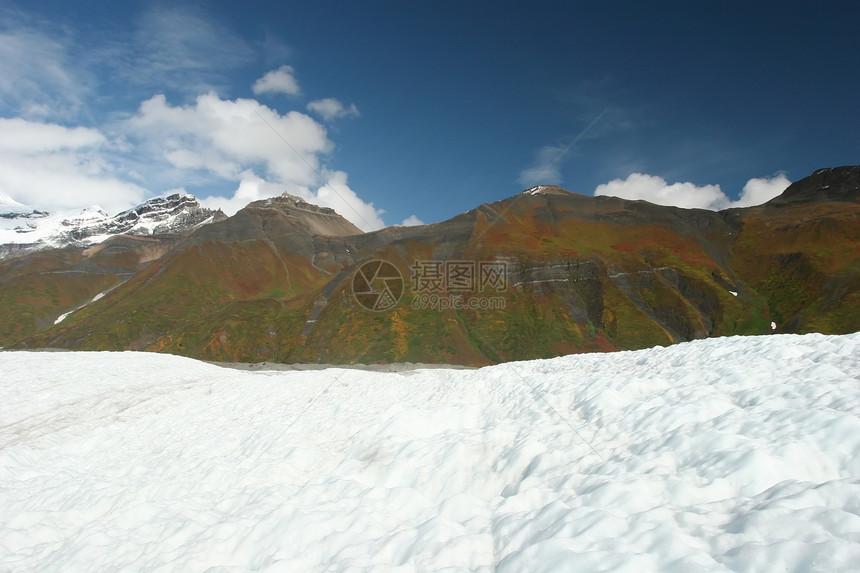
[
  {"xmin": 307, "ymin": 98, "xmax": 360, "ymax": 121},
  {"xmin": 400, "ymin": 215, "xmax": 425, "ymax": 227},
  {"xmin": 594, "ymin": 173, "xmax": 726, "ymax": 210},
  {"xmin": 312, "ymin": 170, "xmax": 385, "ymax": 231},
  {"xmin": 124, "ymin": 93, "xmax": 384, "ymax": 230},
  {"xmin": 0, "ymin": 9, "xmax": 386, "ymax": 230},
  {"xmin": 594, "ymin": 172, "xmax": 792, "ymax": 210},
  {"xmin": 199, "ymin": 170, "xmax": 385, "ymax": 232},
  {"xmin": 126, "ymin": 93, "xmax": 328, "ymax": 185},
  {"xmin": 253, "ymin": 66, "xmax": 301, "ymax": 96},
  {"xmin": 197, "ymin": 171, "xmax": 283, "ymax": 216},
  {"xmin": 0, "ymin": 118, "xmax": 146, "ymax": 213},
  {"xmin": 733, "ymin": 174, "xmax": 791, "ymax": 207}
]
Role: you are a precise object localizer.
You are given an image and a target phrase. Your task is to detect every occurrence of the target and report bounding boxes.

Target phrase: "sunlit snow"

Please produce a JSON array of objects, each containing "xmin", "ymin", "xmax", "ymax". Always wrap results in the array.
[
  {"xmin": 1, "ymin": 333, "xmax": 859, "ymax": 571},
  {"xmin": 53, "ymin": 291, "xmax": 108, "ymax": 325},
  {"xmin": 51, "ymin": 311, "xmax": 71, "ymax": 326}
]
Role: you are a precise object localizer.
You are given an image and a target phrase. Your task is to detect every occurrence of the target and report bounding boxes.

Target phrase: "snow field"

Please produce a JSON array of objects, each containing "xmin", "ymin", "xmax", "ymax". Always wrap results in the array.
[{"xmin": 1, "ymin": 333, "xmax": 859, "ymax": 571}]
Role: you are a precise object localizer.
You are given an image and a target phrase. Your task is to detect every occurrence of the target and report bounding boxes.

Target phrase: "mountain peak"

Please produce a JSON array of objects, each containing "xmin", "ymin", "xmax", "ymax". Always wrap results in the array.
[
  {"xmin": 0, "ymin": 192, "xmax": 225, "ymax": 260},
  {"xmin": 0, "ymin": 191, "xmax": 26, "ymax": 209},
  {"xmin": 520, "ymin": 185, "xmax": 573, "ymax": 197},
  {"xmin": 272, "ymin": 192, "xmax": 342, "ymax": 217},
  {"xmin": 80, "ymin": 206, "xmax": 110, "ymax": 217},
  {"xmin": 196, "ymin": 192, "xmax": 362, "ymax": 242},
  {"xmin": 766, "ymin": 165, "xmax": 860, "ymax": 206}
]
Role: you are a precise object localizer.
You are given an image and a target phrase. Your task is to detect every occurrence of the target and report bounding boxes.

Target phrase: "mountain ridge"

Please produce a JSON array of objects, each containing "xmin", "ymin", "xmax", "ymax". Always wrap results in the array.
[
  {"xmin": 764, "ymin": 165, "xmax": 860, "ymax": 206},
  {"xmin": 2, "ymin": 166, "xmax": 858, "ymax": 365},
  {"xmin": 0, "ymin": 193, "xmax": 227, "ymax": 260}
]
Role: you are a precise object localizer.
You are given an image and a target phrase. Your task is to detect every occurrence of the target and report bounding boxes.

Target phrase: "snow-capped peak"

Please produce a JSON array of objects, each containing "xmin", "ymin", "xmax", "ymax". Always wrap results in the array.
[
  {"xmin": 81, "ymin": 206, "xmax": 110, "ymax": 217},
  {"xmin": 522, "ymin": 185, "xmax": 552, "ymax": 196},
  {"xmin": 0, "ymin": 193, "xmax": 224, "ymax": 259},
  {"xmin": 0, "ymin": 191, "xmax": 26, "ymax": 209},
  {"xmin": 63, "ymin": 206, "xmax": 110, "ymax": 225},
  {"xmin": 519, "ymin": 185, "xmax": 570, "ymax": 197}
]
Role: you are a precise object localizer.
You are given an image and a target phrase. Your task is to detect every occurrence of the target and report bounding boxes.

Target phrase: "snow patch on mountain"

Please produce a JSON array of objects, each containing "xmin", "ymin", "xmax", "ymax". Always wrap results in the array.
[
  {"xmin": 54, "ymin": 291, "xmax": 108, "ymax": 325},
  {"xmin": 523, "ymin": 185, "xmax": 551, "ymax": 195},
  {"xmin": 520, "ymin": 185, "xmax": 572, "ymax": 197},
  {"xmin": 1, "ymin": 333, "xmax": 858, "ymax": 571}
]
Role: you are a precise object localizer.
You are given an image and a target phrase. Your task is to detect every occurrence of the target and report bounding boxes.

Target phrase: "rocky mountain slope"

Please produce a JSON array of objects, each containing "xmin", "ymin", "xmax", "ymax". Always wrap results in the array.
[{"xmin": 2, "ymin": 167, "xmax": 858, "ymax": 365}]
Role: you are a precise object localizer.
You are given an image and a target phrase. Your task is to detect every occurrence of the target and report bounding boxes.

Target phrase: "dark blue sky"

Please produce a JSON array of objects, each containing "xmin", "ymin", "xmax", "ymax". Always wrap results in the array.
[{"xmin": 1, "ymin": 0, "xmax": 858, "ymax": 227}]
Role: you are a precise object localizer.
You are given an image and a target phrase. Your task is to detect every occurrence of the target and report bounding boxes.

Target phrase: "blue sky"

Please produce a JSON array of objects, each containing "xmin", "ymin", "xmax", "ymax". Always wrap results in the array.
[{"xmin": 0, "ymin": 1, "xmax": 857, "ymax": 230}]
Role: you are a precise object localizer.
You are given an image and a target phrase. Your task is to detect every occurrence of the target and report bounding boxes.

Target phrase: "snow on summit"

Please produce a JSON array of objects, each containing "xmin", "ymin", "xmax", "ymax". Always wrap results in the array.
[{"xmin": 1, "ymin": 334, "xmax": 859, "ymax": 571}]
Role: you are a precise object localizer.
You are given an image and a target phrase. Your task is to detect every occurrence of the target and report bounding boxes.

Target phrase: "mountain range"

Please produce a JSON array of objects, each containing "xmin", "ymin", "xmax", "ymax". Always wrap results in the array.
[
  {"xmin": 0, "ymin": 192, "xmax": 225, "ymax": 259},
  {"xmin": 1, "ymin": 166, "xmax": 858, "ymax": 365}
]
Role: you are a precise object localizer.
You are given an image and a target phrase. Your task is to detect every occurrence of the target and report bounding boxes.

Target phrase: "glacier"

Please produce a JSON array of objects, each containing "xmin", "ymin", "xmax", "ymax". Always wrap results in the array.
[{"xmin": 1, "ymin": 333, "xmax": 859, "ymax": 571}]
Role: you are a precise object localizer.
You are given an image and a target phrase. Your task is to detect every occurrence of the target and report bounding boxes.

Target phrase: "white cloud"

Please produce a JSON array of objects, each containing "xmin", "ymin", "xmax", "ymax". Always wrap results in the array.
[
  {"xmin": 201, "ymin": 170, "xmax": 385, "ymax": 232},
  {"xmin": 253, "ymin": 66, "xmax": 301, "ymax": 96},
  {"xmin": 0, "ymin": 28, "xmax": 90, "ymax": 119},
  {"xmin": 594, "ymin": 173, "xmax": 726, "ymax": 210},
  {"xmin": 126, "ymin": 92, "xmax": 328, "ymax": 186},
  {"xmin": 400, "ymin": 215, "xmax": 425, "ymax": 227},
  {"xmin": 0, "ymin": 10, "xmax": 386, "ymax": 230},
  {"xmin": 517, "ymin": 144, "xmax": 568, "ymax": 187},
  {"xmin": 130, "ymin": 6, "xmax": 255, "ymax": 96},
  {"xmin": 1, "ymin": 6, "xmax": 258, "ymax": 119},
  {"xmin": 0, "ymin": 118, "xmax": 105, "ymax": 152},
  {"xmin": 307, "ymin": 98, "xmax": 360, "ymax": 121},
  {"xmin": 126, "ymin": 93, "xmax": 384, "ymax": 230},
  {"xmin": 312, "ymin": 170, "xmax": 385, "ymax": 231},
  {"xmin": 0, "ymin": 118, "xmax": 146, "ymax": 213},
  {"xmin": 733, "ymin": 174, "xmax": 791, "ymax": 208},
  {"xmin": 198, "ymin": 171, "xmax": 284, "ymax": 216},
  {"xmin": 594, "ymin": 172, "xmax": 792, "ymax": 210}
]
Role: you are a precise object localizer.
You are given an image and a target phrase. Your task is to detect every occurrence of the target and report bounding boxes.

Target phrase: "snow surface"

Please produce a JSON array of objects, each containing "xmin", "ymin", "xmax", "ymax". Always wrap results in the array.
[
  {"xmin": 0, "ymin": 208, "xmax": 106, "ymax": 247},
  {"xmin": 1, "ymin": 334, "xmax": 859, "ymax": 571}
]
